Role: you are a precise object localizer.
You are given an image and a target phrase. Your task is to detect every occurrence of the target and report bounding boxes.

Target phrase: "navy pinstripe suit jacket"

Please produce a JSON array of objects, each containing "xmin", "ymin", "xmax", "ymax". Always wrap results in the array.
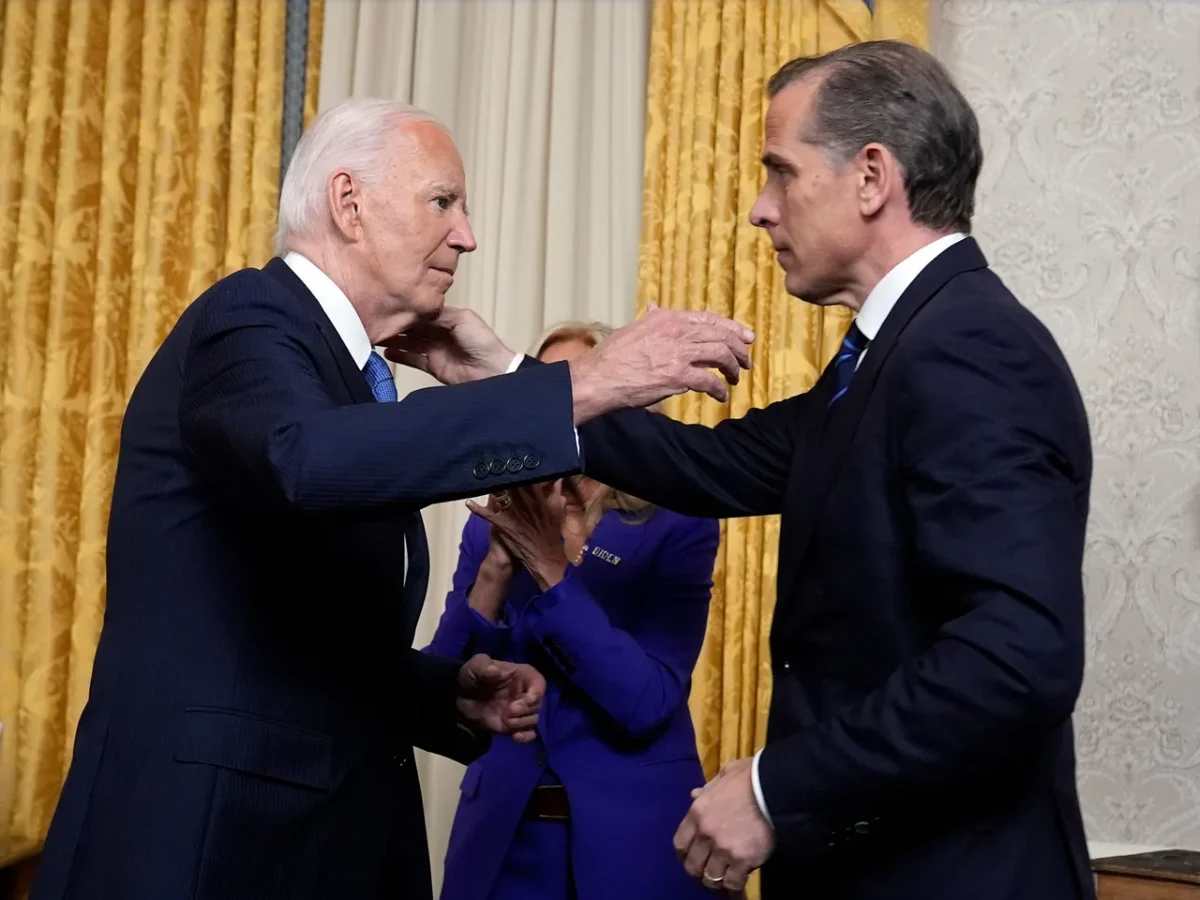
[{"xmin": 33, "ymin": 258, "xmax": 580, "ymax": 900}]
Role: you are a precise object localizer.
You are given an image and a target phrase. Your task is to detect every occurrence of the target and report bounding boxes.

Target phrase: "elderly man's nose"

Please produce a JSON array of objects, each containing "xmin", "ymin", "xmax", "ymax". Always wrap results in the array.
[{"xmin": 450, "ymin": 218, "xmax": 477, "ymax": 253}]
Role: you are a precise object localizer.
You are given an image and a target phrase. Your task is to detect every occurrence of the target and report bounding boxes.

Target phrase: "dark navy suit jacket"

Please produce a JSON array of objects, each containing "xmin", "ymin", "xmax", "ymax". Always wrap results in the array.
[
  {"xmin": 429, "ymin": 510, "xmax": 719, "ymax": 900},
  {"xmin": 577, "ymin": 239, "xmax": 1097, "ymax": 900},
  {"xmin": 32, "ymin": 258, "xmax": 580, "ymax": 900}
]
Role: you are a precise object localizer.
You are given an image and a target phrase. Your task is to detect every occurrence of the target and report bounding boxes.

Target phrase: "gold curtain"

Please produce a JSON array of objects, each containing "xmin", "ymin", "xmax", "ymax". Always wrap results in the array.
[
  {"xmin": 0, "ymin": 0, "xmax": 309, "ymax": 873},
  {"xmin": 638, "ymin": 2, "xmax": 926, "ymax": 892}
]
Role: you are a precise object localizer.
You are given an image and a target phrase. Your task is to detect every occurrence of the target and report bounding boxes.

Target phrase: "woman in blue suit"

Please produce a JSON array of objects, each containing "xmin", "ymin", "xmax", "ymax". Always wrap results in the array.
[{"xmin": 428, "ymin": 322, "xmax": 720, "ymax": 900}]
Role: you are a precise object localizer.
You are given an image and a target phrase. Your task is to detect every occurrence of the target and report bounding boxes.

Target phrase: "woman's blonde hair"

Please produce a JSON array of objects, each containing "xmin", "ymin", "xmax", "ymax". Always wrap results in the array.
[{"xmin": 531, "ymin": 321, "xmax": 655, "ymax": 529}]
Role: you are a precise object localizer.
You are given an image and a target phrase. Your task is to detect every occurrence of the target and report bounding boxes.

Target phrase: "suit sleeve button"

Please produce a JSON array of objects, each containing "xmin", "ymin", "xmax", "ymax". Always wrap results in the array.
[
  {"xmin": 523, "ymin": 454, "xmax": 540, "ymax": 470},
  {"xmin": 853, "ymin": 821, "xmax": 870, "ymax": 835},
  {"xmin": 473, "ymin": 462, "xmax": 490, "ymax": 479},
  {"xmin": 489, "ymin": 459, "xmax": 506, "ymax": 475},
  {"xmin": 506, "ymin": 457, "xmax": 524, "ymax": 474}
]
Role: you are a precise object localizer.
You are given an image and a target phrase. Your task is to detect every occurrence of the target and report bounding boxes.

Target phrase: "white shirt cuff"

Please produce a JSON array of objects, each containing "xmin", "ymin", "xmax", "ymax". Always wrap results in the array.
[{"xmin": 751, "ymin": 748, "xmax": 773, "ymax": 828}]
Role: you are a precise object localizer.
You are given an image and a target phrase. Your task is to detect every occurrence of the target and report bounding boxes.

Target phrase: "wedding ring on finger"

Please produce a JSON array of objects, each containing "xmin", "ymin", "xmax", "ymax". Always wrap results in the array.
[
  {"xmin": 702, "ymin": 873, "xmax": 725, "ymax": 890},
  {"xmin": 491, "ymin": 491, "xmax": 512, "ymax": 511}
]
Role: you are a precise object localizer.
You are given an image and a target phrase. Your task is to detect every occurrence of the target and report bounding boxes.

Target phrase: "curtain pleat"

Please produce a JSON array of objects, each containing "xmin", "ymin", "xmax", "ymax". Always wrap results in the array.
[{"xmin": 0, "ymin": 0, "xmax": 293, "ymax": 870}]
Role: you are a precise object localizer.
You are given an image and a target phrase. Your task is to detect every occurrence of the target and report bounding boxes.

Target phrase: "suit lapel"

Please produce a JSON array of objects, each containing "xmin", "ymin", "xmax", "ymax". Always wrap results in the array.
[
  {"xmin": 263, "ymin": 258, "xmax": 430, "ymax": 634},
  {"xmin": 775, "ymin": 238, "xmax": 991, "ymax": 610},
  {"xmin": 263, "ymin": 257, "xmax": 375, "ymax": 406}
]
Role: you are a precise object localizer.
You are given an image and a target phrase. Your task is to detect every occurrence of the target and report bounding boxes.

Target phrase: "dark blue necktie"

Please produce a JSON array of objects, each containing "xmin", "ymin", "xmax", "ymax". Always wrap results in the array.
[
  {"xmin": 362, "ymin": 350, "xmax": 428, "ymax": 606},
  {"xmin": 829, "ymin": 322, "xmax": 868, "ymax": 407},
  {"xmin": 363, "ymin": 351, "xmax": 398, "ymax": 402}
]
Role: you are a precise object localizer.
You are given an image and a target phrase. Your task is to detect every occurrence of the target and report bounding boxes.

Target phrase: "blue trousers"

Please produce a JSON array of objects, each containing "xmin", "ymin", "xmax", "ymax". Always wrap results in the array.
[{"xmin": 488, "ymin": 819, "xmax": 576, "ymax": 900}]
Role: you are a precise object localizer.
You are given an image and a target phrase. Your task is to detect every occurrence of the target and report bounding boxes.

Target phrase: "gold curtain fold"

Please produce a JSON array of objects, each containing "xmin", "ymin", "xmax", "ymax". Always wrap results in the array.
[
  {"xmin": 0, "ymin": 0, "xmax": 303, "ymax": 871},
  {"xmin": 303, "ymin": 0, "xmax": 324, "ymax": 129},
  {"xmin": 638, "ymin": 1, "xmax": 926, "ymax": 893}
]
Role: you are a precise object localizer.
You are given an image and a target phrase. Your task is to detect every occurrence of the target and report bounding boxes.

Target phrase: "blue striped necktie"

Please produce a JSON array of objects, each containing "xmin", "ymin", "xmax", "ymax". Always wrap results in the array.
[
  {"xmin": 829, "ymin": 322, "xmax": 868, "ymax": 407},
  {"xmin": 361, "ymin": 350, "xmax": 428, "ymax": 601},
  {"xmin": 363, "ymin": 351, "xmax": 398, "ymax": 402}
]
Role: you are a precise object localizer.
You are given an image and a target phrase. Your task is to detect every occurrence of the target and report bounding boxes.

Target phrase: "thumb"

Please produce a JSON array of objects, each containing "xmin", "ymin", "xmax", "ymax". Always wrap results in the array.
[{"xmin": 384, "ymin": 347, "xmax": 430, "ymax": 372}]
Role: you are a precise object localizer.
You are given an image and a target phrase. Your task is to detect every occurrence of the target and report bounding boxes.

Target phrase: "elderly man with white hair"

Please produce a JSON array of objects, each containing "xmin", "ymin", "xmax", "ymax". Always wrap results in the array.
[{"xmin": 31, "ymin": 99, "xmax": 752, "ymax": 900}]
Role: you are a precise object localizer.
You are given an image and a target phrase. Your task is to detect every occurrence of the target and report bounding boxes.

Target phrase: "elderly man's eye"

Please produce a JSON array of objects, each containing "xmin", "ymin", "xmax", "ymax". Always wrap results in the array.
[{"xmin": 434, "ymin": 196, "xmax": 451, "ymax": 210}]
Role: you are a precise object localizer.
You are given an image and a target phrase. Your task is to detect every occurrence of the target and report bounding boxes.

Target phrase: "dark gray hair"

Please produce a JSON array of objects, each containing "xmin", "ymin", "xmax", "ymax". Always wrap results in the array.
[{"xmin": 767, "ymin": 40, "xmax": 982, "ymax": 234}]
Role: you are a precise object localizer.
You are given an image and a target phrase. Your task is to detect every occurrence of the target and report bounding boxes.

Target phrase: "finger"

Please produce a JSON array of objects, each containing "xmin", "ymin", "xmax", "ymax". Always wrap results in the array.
[
  {"xmin": 477, "ymin": 663, "xmax": 509, "ymax": 687},
  {"xmin": 511, "ymin": 727, "xmax": 539, "ymax": 744},
  {"xmin": 688, "ymin": 369, "xmax": 731, "ymax": 404},
  {"xmin": 687, "ymin": 325, "xmax": 753, "ymax": 370},
  {"xmin": 546, "ymin": 480, "xmax": 564, "ymax": 513},
  {"xmin": 503, "ymin": 711, "xmax": 540, "ymax": 732},
  {"xmin": 466, "ymin": 500, "xmax": 501, "ymax": 526},
  {"xmin": 721, "ymin": 860, "xmax": 752, "ymax": 894},
  {"xmin": 519, "ymin": 672, "xmax": 546, "ymax": 703},
  {"xmin": 683, "ymin": 834, "xmax": 714, "ymax": 880},
  {"xmin": 674, "ymin": 810, "xmax": 698, "ymax": 860},
  {"xmin": 702, "ymin": 851, "xmax": 732, "ymax": 891},
  {"xmin": 507, "ymin": 697, "xmax": 540, "ymax": 719},
  {"xmin": 687, "ymin": 343, "xmax": 742, "ymax": 387},
  {"xmin": 684, "ymin": 310, "xmax": 755, "ymax": 344},
  {"xmin": 383, "ymin": 347, "xmax": 430, "ymax": 371}
]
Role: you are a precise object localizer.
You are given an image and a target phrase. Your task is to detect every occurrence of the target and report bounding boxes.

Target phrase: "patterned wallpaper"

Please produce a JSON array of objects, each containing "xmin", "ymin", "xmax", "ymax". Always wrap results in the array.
[{"xmin": 932, "ymin": 0, "xmax": 1200, "ymax": 848}]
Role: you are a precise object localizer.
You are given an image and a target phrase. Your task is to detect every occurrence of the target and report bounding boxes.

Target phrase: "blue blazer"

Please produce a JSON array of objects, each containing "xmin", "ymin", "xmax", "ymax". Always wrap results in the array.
[
  {"xmin": 429, "ymin": 508, "xmax": 719, "ymax": 900},
  {"xmin": 32, "ymin": 258, "xmax": 581, "ymax": 900},
  {"xmin": 576, "ymin": 238, "xmax": 1096, "ymax": 900}
]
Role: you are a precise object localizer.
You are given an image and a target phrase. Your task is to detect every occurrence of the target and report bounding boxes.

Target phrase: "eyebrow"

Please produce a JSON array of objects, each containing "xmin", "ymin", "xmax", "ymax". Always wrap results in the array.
[
  {"xmin": 761, "ymin": 151, "xmax": 794, "ymax": 173},
  {"xmin": 427, "ymin": 181, "xmax": 468, "ymax": 215}
]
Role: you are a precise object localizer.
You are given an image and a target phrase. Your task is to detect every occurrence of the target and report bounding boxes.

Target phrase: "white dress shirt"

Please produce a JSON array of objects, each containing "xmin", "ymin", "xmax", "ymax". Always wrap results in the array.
[
  {"xmin": 284, "ymin": 251, "xmax": 374, "ymax": 369},
  {"xmin": 749, "ymin": 231, "xmax": 967, "ymax": 827},
  {"xmin": 283, "ymin": 251, "xmax": 525, "ymax": 376}
]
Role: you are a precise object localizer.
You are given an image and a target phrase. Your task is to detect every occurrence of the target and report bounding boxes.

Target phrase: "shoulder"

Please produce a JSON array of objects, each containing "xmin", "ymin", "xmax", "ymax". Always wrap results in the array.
[
  {"xmin": 889, "ymin": 267, "xmax": 1091, "ymax": 468},
  {"xmin": 644, "ymin": 508, "xmax": 721, "ymax": 558},
  {"xmin": 902, "ymin": 267, "xmax": 1068, "ymax": 367},
  {"xmin": 189, "ymin": 264, "xmax": 302, "ymax": 331}
]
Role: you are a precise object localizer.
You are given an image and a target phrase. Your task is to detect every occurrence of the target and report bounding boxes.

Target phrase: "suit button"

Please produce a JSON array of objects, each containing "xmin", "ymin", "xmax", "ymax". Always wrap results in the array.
[
  {"xmin": 473, "ymin": 462, "xmax": 489, "ymax": 479},
  {"xmin": 489, "ymin": 459, "xmax": 506, "ymax": 476},
  {"xmin": 853, "ymin": 821, "xmax": 870, "ymax": 835},
  {"xmin": 523, "ymin": 454, "xmax": 540, "ymax": 470},
  {"xmin": 506, "ymin": 457, "xmax": 523, "ymax": 474},
  {"xmin": 536, "ymin": 752, "xmax": 547, "ymax": 766},
  {"xmin": 782, "ymin": 662, "xmax": 790, "ymax": 671}
]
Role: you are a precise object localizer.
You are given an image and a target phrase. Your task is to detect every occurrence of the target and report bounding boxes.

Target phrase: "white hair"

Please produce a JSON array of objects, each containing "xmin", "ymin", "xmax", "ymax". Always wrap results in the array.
[{"xmin": 274, "ymin": 98, "xmax": 445, "ymax": 255}]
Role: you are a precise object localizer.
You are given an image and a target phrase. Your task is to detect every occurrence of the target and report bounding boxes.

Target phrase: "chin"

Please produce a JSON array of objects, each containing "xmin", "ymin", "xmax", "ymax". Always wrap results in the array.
[{"xmin": 413, "ymin": 293, "xmax": 447, "ymax": 319}]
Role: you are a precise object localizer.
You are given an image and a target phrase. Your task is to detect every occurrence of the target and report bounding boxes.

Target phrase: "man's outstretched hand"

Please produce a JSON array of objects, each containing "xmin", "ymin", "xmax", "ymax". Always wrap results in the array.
[
  {"xmin": 569, "ymin": 304, "xmax": 754, "ymax": 424},
  {"xmin": 456, "ymin": 654, "xmax": 545, "ymax": 743}
]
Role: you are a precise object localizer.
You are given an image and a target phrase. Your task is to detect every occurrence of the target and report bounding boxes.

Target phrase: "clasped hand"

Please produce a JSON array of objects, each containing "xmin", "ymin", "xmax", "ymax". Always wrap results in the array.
[
  {"xmin": 456, "ymin": 653, "xmax": 545, "ymax": 744},
  {"xmin": 675, "ymin": 757, "xmax": 774, "ymax": 894},
  {"xmin": 467, "ymin": 481, "xmax": 580, "ymax": 591}
]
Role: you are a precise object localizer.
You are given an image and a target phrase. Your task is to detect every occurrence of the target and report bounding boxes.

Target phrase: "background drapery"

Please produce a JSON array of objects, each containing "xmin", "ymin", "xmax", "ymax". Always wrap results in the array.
[
  {"xmin": 637, "ymin": 5, "xmax": 925, "ymax": 892},
  {"xmin": 0, "ymin": 0, "xmax": 322, "ymax": 880},
  {"xmin": 317, "ymin": 1, "xmax": 652, "ymax": 888}
]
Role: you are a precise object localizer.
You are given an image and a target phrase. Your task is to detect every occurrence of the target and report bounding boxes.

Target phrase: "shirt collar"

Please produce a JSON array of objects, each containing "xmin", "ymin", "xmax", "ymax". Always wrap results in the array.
[
  {"xmin": 854, "ymin": 233, "xmax": 967, "ymax": 341},
  {"xmin": 282, "ymin": 251, "xmax": 373, "ymax": 369}
]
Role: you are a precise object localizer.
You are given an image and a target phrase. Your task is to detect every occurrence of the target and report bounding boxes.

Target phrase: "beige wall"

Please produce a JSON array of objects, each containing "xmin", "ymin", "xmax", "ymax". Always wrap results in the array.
[{"xmin": 933, "ymin": 0, "xmax": 1200, "ymax": 849}]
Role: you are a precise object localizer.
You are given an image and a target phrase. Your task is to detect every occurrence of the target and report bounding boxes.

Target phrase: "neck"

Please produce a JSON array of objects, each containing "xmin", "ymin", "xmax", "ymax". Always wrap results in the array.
[
  {"xmin": 841, "ymin": 225, "xmax": 955, "ymax": 311},
  {"xmin": 286, "ymin": 238, "xmax": 420, "ymax": 343}
]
